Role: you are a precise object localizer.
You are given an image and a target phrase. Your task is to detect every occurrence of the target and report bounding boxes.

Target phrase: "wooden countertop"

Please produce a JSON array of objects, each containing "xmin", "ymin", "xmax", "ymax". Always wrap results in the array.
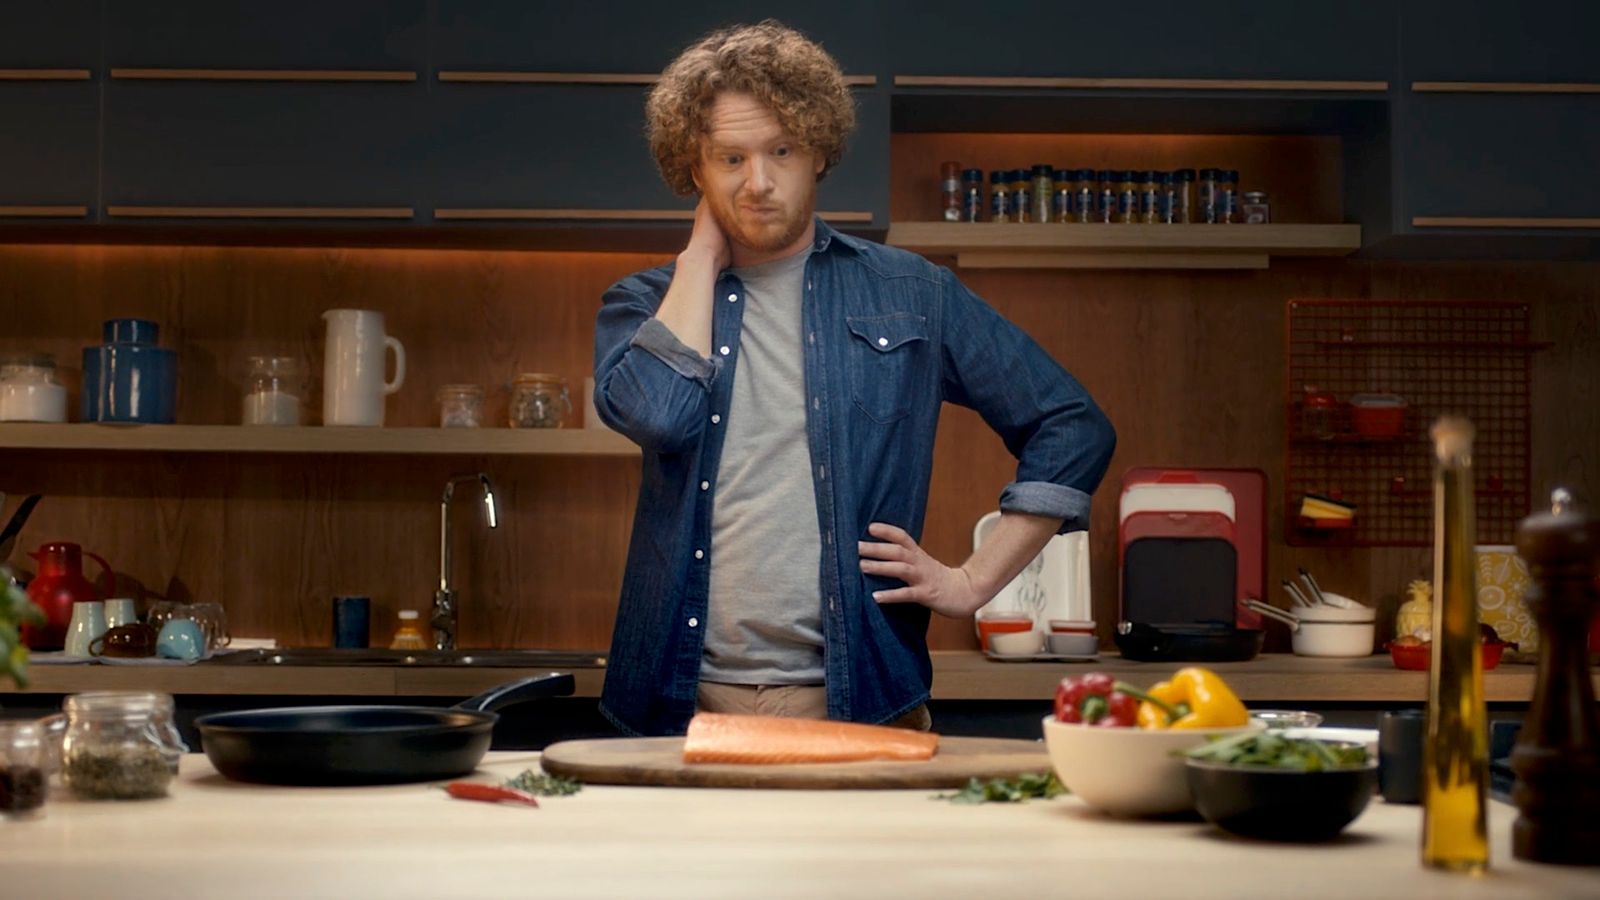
[
  {"xmin": 3, "ymin": 652, "xmax": 1570, "ymax": 703},
  {"xmin": 7, "ymin": 752, "xmax": 1597, "ymax": 900}
]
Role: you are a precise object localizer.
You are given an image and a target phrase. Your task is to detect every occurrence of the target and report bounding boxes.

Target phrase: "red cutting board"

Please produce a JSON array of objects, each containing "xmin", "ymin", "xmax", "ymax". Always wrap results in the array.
[
  {"xmin": 1121, "ymin": 467, "xmax": 1267, "ymax": 627},
  {"xmin": 539, "ymin": 736, "xmax": 1050, "ymax": 790}
]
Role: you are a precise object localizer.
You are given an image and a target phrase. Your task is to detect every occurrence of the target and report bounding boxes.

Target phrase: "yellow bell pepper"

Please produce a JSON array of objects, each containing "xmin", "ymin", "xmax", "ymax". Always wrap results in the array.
[{"xmin": 1134, "ymin": 667, "xmax": 1250, "ymax": 730}]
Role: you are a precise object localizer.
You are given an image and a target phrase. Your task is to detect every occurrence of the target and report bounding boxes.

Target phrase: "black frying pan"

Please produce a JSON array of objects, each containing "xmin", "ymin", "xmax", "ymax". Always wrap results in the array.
[{"xmin": 195, "ymin": 672, "xmax": 574, "ymax": 786}]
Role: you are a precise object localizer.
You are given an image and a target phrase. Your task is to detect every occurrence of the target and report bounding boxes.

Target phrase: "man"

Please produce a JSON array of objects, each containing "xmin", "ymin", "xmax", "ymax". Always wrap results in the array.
[{"xmin": 592, "ymin": 21, "xmax": 1115, "ymax": 737}]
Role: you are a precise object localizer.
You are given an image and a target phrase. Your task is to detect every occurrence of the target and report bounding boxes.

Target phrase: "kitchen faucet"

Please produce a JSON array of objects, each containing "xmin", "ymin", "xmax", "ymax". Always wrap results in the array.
[{"xmin": 431, "ymin": 473, "xmax": 499, "ymax": 650}]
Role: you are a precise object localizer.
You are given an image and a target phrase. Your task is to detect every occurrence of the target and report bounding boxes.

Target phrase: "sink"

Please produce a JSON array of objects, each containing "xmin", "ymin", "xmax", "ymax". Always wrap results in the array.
[{"xmin": 206, "ymin": 648, "xmax": 606, "ymax": 668}]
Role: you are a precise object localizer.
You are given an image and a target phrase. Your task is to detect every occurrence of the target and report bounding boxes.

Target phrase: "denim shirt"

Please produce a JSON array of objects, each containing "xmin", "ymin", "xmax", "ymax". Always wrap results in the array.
[{"xmin": 592, "ymin": 218, "xmax": 1116, "ymax": 737}]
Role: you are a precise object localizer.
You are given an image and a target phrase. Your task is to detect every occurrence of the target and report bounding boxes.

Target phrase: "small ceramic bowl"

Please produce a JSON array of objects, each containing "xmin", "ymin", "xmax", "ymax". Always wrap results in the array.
[
  {"xmin": 1185, "ymin": 751, "xmax": 1379, "ymax": 842},
  {"xmin": 1047, "ymin": 619, "xmax": 1096, "ymax": 634},
  {"xmin": 1387, "ymin": 640, "xmax": 1504, "ymax": 671},
  {"xmin": 1046, "ymin": 632, "xmax": 1098, "ymax": 656},
  {"xmin": 988, "ymin": 630, "xmax": 1045, "ymax": 656}
]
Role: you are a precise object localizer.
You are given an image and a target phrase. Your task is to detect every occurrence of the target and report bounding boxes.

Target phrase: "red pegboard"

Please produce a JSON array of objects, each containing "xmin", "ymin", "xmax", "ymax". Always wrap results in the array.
[{"xmin": 1285, "ymin": 300, "xmax": 1546, "ymax": 547}]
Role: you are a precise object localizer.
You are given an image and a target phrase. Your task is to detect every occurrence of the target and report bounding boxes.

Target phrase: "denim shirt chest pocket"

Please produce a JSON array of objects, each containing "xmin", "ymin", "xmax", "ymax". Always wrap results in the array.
[{"xmin": 845, "ymin": 312, "xmax": 930, "ymax": 424}]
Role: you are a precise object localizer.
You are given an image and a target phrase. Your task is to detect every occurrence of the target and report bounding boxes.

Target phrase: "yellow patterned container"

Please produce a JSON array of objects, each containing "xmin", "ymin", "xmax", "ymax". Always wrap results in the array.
[{"xmin": 1475, "ymin": 544, "xmax": 1536, "ymax": 653}]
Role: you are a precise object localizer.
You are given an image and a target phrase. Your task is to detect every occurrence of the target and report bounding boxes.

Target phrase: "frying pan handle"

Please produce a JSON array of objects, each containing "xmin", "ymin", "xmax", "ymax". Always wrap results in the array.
[{"xmin": 455, "ymin": 673, "xmax": 576, "ymax": 712}]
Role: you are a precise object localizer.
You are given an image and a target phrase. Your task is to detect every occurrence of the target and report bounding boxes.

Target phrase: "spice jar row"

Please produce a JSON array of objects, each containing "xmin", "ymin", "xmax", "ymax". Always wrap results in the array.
[{"xmin": 939, "ymin": 162, "xmax": 1271, "ymax": 225}]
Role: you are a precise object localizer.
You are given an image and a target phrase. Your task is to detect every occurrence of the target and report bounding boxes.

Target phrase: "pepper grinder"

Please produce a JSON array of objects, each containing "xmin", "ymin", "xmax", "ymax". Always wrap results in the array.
[{"xmin": 1509, "ymin": 488, "xmax": 1600, "ymax": 865}]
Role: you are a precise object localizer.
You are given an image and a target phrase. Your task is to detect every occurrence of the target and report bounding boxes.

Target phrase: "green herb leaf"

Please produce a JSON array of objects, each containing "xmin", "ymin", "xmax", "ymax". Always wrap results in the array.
[
  {"xmin": 934, "ymin": 771, "xmax": 1065, "ymax": 804},
  {"xmin": 1183, "ymin": 733, "xmax": 1369, "ymax": 771},
  {"xmin": 503, "ymin": 769, "xmax": 583, "ymax": 796}
]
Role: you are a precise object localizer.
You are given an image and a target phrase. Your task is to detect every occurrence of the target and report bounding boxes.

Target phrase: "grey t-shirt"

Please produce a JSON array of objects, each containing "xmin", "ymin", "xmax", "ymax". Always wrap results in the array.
[{"xmin": 700, "ymin": 246, "xmax": 824, "ymax": 685}]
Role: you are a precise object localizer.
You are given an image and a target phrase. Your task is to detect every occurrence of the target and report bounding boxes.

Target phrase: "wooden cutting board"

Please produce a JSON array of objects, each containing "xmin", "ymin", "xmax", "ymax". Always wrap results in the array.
[{"xmin": 539, "ymin": 736, "xmax": 1050, "ymax": 789}]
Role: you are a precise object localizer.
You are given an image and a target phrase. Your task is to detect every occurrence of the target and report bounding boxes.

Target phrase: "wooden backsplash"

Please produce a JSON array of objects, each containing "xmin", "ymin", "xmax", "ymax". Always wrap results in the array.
[{"xmin": 2, "ymin": 243, "xmax": 1597, "ymax": 652}]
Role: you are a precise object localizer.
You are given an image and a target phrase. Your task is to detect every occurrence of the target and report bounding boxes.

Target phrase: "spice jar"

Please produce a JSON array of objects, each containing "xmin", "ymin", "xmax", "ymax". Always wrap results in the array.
[
  {"xmin": 436, "ymin": 383, "xmax": 485, "ymax": 428},
  {"xmin": 1031, "ymin": 164, "xmax": 1055, "ymax": 223},
  {"xmin": 1009, "ymin": 170, "xmax": 1032, "ymax": 223},
  {"xmin": 0, "ymin": 353, "xmax": 68, "ymax": 423},
  {"xmin": 1301, "ymin": 386, "xmax": 1338, "ymax": 441},
  {"xmin": 961, "ymin": 168, "xmax": 984, "ymax": 222},
  {"xmin": 62, "ymin": 691, "xmax": 187, "ymax": 800},
  {"xmin": 1, "ymin": 720, "xmax": 48, "ymax": 817},
  {"xmin": 1171, "ymin": 169, "xmax": 1195, "ymax": 223},
  {"xmin": 241, "ymin": 355, "xmax": 305, "ymax": 426},
  {"xmin": 988, "ymin": 170, "xmax": 1011, "ymax": 223},
  {"xmin": 1241, "ymin": 190, "xmax": 1271, "ymax": 224},
  {"xmin": 939, "ymin": 161, "xmax": 962, "ymax": 222},
  {"xmin": 508, "ymin": 373, "xmax": 571, "ymax": 429}
]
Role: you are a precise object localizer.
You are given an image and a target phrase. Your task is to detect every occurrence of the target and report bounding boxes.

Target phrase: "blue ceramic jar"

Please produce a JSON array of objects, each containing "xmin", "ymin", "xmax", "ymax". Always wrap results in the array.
[{"xmin": 82, "ymin": 319, "xmax": 177, "ymax": 423}]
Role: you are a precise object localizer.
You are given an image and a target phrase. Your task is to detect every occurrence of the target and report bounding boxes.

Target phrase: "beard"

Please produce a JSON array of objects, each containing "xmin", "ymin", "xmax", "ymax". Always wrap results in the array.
[{"xmin": 708, "ymin": 192, "xmax": 815, "ymax": 256}]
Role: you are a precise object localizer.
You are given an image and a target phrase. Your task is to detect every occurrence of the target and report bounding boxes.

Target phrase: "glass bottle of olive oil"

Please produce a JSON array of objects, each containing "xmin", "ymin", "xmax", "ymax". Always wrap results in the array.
[{"xmin": 1422, "ymin": 416, "xmax": 1489, "ymax": 873}]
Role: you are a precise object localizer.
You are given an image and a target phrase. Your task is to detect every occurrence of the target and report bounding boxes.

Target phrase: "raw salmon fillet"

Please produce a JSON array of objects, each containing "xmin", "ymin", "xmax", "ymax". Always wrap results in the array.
[{"xmin": 682, "ymin": 713, "xmax": 939, "ymax": 764}]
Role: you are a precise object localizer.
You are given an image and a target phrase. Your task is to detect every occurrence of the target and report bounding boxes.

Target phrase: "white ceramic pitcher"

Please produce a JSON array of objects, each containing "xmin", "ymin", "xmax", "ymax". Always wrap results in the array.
[{"xmin": 322, "ymin": 309, "xmax": 405, "ymax": 426}]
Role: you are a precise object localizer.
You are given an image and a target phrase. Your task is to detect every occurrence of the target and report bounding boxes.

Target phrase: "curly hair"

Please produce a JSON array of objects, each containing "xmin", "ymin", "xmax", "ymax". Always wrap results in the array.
[{"xmin": 646, "ymin": 20, "xmax": 856, "ymax": 197}]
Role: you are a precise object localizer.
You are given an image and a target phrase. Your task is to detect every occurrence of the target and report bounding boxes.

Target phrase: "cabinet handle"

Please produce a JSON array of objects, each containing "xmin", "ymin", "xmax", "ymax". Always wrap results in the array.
[
  {"xmin": 1412, "ymin": 81, "xmax": 1600, "ymax": 94},
  {"xmin": 433, "ymin": 208, "xmax": 872, "ymax": 223},
  {"xmin": 107, "ymin": 206, "xmax": 414, "ymax": 219},
  {"xmin": 894, "ymin": 75, "xmax": 1386, "ymax": 91},
  {"xmin": 0, "ymin": 205, "xmax": 88, "ymax": 217},
  {"xmin": 0, "ymin": 68, "xmax": 91, "ymax": 80},
  {"xmin": 436, "ymin": 71, "xmax": 875, "ymax": 87},
  {"xmin": 1413, "ymin": 217, "xmax": 1600, "ymax": 229},
  {"xmin": 110, "ymin": 68, "xmax": 417, "ymax": 83}
]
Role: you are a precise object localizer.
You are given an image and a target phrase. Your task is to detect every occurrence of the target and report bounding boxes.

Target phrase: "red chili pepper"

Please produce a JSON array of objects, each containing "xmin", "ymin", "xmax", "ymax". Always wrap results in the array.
[
  {"xmin": 444, "ymin": 781, "xmax": 541, "ymax": 807},
  {"xmin": 1053, "ymin": 673, "xmax": 1140, "ymax": 727}
]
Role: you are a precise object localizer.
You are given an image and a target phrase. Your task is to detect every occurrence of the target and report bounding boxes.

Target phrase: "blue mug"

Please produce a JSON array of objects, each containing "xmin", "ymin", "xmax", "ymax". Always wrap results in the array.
[
  {"xmin": 156, "ymin": 618, "xmax": 206, "ymax": 661},
  {"xmin": 82, "ymin": 318, "xmax": 177, "ymax": 424}
]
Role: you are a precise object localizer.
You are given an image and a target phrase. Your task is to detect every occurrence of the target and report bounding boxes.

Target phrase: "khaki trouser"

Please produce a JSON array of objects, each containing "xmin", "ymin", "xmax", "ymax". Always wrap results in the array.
[{"xmin": 695, "ymin": 681, "xmax": 933, "ymax": 732}]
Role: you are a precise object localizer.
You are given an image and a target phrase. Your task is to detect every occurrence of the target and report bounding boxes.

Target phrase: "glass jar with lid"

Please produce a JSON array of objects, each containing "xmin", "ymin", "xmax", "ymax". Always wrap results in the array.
[
  {"xmin": 0, "ymin": 353, "xmax": 68, "ymax": 423},
  {"xmin": 437, "ymin": 383, "xmax": 485, "ymax": 428},
  {"xmin": 508, "ymin": 373, "xmax": 572, "ymax": 429},
  {"xmin": 241, "ymin": 355, "xmax": 305, "ymax": 426},
  {"xmin": 62, "ymin": 691, "xmax": 187, "ymax": 800}
]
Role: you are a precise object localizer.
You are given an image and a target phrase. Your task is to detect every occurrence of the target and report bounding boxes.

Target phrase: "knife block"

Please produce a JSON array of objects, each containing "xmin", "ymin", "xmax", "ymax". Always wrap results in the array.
[{"xmin": 1509, "ymin": 490, "xmax": 1600, "ymax": 865}]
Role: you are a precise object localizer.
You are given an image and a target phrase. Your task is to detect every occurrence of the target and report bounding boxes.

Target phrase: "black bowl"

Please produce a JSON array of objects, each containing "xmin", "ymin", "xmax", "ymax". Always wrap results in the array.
[{"xmin": 1185, "ymin": 758, "xmax": 1379, "ymax": 842}]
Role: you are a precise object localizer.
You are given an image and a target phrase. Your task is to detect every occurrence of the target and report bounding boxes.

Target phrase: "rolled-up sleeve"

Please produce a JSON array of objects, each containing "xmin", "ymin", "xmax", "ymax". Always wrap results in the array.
[
  {"xmin": 937, "ymin": 269, "xmax": 1116, "ymax": 533},
  {"xmin": 593, "ymin": 283, "xmax": 720, "ymax": 453}
]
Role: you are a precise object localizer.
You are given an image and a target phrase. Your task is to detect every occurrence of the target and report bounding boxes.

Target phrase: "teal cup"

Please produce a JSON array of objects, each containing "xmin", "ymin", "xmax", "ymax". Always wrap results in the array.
[{"xmin": 156, "ymin": 618, "xmax": 206, "ymax": 661}]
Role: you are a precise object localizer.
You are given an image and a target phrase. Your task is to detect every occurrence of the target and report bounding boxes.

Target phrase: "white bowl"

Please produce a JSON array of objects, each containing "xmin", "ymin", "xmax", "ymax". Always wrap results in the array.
[
  {"xmin": 1042, "ymin": 715, "xmax": 1265, "ymax": 817},
  {"xmin": 988, "ymin": 630, "xmax": 1045, "ymax": 655}
]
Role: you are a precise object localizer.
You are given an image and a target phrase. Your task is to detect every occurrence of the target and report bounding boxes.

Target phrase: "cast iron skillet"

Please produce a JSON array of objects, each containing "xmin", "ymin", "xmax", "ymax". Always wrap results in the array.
[
  {"xmin": 195, "ymin": 672, "xmax": 574, "ymax": 786},
  {"xmin": 1114, "ymin": 621, "xmax": 1264, "ymax": 663}
]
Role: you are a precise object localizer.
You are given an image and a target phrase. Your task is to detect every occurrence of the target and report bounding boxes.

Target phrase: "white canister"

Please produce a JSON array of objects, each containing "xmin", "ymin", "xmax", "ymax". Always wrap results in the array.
[
  {"xmin": 103, "ymin": 598, "xmax": 138, "ymax": 629},
  {"xmin": 321, "ymin": 310, "xmax": 405, "ymax": 427},
  {"xmin": 0, "ymin": 354, "xmax": 69, "ymax": 422},
  {"xmin": 242, "ymin": 354, "xmax": 305, "ymax": 426},
  {"xmin": 64, "ymin": 601, "xmax": 108, "ymax": 657}
]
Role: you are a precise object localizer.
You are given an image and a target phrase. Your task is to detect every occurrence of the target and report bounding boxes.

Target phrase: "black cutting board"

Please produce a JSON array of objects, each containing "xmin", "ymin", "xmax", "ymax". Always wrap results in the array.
[{"xmin": 1121, "ymin": 536, "xmax": 1238, "ymax": 626}]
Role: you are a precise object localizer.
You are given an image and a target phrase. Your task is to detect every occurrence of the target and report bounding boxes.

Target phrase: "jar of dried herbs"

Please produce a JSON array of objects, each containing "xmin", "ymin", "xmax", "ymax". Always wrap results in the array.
[
  {"xmin": 508, "ymin": 373, "xmax": 572, "ymax": 429},
  {"xmin": 1, "ymin": 720, "xmax": 48, "ymax": 816},
  {"xmin": 62, "ymin": 692, "xmax": 187, "ymax": 800}
]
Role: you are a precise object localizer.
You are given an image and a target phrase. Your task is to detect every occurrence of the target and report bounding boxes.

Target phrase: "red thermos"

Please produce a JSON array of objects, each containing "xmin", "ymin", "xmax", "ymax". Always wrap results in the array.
[{"xmin": 21, "ymin": 542, "xmax": 112, "ymax": 650}]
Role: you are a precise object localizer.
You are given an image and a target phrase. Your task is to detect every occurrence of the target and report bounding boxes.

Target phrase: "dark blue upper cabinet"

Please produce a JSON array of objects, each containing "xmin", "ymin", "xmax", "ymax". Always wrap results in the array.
[
  {"xmin": 103, "ymin": 82, "xmax": 423, "ymax": 208},
  {"xmin": 433, "ymin": 0, "xmax": 886, "ymax": 76},
  {"xmin": 0, "ymin": 83, "xmax": 98, "ymax": 207},
  {"xmin": 884, "ymin": 0, "xmax": 1396, "ymax": 81},
  {"xmin": 1397, "ymin": 93, "xmax": 1600, "ymax": 220},
  {"xmin": 1401, "ymin": 0, "xmax": 1600, "ymax": 83},
  {"xmin": 0, "ymin": 0, "xmax": 99, "ymax": 66},
  {"xmin": 105, "ymin": 0, "xmax": 427, "ymax": 69}
]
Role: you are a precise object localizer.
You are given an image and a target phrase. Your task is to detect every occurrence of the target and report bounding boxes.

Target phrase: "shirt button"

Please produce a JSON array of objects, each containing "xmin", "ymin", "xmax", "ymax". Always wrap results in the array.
[
  {"xmin": 688, "ymin": 617, "xmax": 699, "ymax": 628},
  {"xmin": 727, "ymin": 293, "xmax": 738, "ymax": 302},
  {"xmin": 700, "ymin": 481, "xmax": 709, "ymax": 491},
  {"xmin": 808, "ymin": 332, "xmax": 815, "ymax": 345},
  {"xmin": 818, "ymin": 465, "xmax": 826, "ymax": 480},
  {"xmin": 694, "ymin": 549, "xmax": 704, "ymax": 559},
  {"xmin": 812, "ymin": 397, "xmax": 820, "ymax": 410},
  {"xmin": 711, "ymin": 413, "xmax": 721, "ymax": 424},
  {"xmin": 877, "ymin": 337, "xmax": 888, "ymax": 347},
  {"xmin": 719, "ymin": 346, "xmax": 730, "ymax": 356},
  {"xmin": 828, "ymin": 597, "xmax": 838, "ymax": 612}
]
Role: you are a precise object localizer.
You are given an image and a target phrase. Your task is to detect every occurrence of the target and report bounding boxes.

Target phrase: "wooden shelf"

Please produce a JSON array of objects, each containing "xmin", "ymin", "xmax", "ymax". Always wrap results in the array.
[
  {"xmin": 0, "ymin": 424, "xmax": 640, "ymax": 456},
  {"xmin": 886, "ymin": 222, "xmax": 1362, "ymax": 269}
]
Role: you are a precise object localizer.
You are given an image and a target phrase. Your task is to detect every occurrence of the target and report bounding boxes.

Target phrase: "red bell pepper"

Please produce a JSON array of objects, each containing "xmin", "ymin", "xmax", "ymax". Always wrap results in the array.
[{"xmin": 1054, "ymin": 673, "xmax": 1141, "ymax": 727}]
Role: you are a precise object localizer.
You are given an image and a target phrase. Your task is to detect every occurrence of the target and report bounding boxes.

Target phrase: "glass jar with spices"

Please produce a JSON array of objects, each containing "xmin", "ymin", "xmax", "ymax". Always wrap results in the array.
[
  {"xmin": 0, "ymin": 353, "xmax": 68, "ymax": 423},
  {"xmin": 1137, "ymin": 171, "xmax": 1161, "ymax": 223},
  {"xmin": 988, "ymin": 170, "xmax": 1010, "ymax": 223},
  {"xmin": 240, "ymin": 355, "xmax": 305, "ymax": 426},
  {"xmin": 1241, "ymin": 191, "xmax": 1271, "ymax": 224},
  {"xmin": 1198, "ymin": 168, "xmax": 1222, "ymax": 223},
  {"xmin": 62, "ymin": 691, "xmax": 186, "ymax": 801},
  {"xmin": 940, "ymin": 161, "xmax": 962, "ymax": 221},
  {"xmin": 1115, "ymin": 171, "xmax": 1137, "ymax": 224},
  {"xmin": 1171, "ymin": 169, "xmax": 1195, "ymax": 223},
  {"xmin": 1, "ymin": 720, "xmax": 48, "ymax": 817},
  {"xmin": 1219, "ymin": 170, "xmax": 1240, "ymax": 223},
  {"xmin": 1073, "ymin": 169, "xmax": 1095, "ymax": 223},
  {"xmin": 1009, "ymin": 170, "xmax": 1032, "ymax": 223},
  {"xmin": 961, "ymin": 168, "xmax": 984, "ymax": 222},
  {"xmin": 437, "ymin": 383, "xmax": 485, "ymax": 428},
  {"xmin": 1051, "ymin": 168, "xmax": 1073, "ymax": 224},
  {"xmin": 1095, "ymin": 170, "xmax": 1115, "ymax": 223},
  {"xmin": 509, "ymin": 373, "xmax": 571, "ymax": 429},
  {"xmin": 1031, "ymin": 164, "xmax": 1054, "ymax": 223}
]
